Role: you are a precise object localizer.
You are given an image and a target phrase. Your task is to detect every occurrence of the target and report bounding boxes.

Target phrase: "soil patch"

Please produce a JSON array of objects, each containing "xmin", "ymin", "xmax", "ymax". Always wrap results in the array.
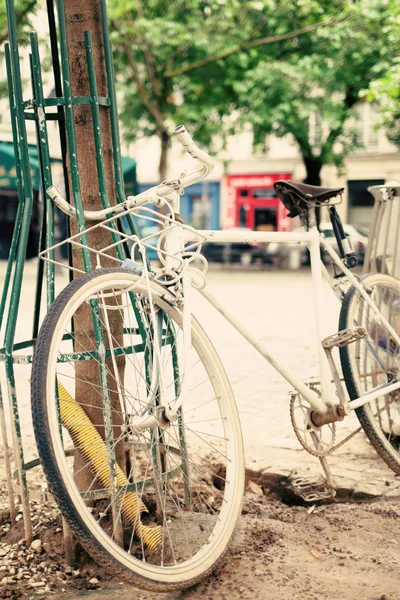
[{"xmin": 0, "ymin": 470, "xmax": 399, "ymax": 600}]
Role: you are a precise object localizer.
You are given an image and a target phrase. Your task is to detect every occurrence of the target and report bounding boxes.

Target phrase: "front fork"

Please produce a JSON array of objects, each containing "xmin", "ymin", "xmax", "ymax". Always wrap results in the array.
[{"xmin": 130, "ymin": 219, "xmax": 192, "ymax": 432}]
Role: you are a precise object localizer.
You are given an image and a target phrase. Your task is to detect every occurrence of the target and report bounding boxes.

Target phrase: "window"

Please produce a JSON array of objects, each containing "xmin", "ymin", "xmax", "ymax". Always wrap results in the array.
[
  {"xmin": 348, "ymin": 180, "xmax": 384, "ymax": 207},
  {"xmin": 252, "ymin": 188, "xmax": 276, "ymax": 198},
  {"xmin": 354, "ymin": 103, "xmax": 379, "ymax": 150}
]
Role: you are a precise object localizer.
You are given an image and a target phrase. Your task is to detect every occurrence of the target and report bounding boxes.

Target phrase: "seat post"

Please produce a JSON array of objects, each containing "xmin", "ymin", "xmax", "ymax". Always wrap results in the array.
[
  {"xmin": 307, "ymin": 206, "xmax": 318, "ymax": 230},
  {"xmin": 329, "ymin": 207, "xmax": 358, "ymax": 268}
]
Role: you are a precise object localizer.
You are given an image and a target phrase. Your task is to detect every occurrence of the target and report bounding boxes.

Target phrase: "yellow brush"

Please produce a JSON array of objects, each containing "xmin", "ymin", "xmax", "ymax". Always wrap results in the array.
[{"xmin": 57, "ymin": 382, "xmax": 162, "ymax": 550}]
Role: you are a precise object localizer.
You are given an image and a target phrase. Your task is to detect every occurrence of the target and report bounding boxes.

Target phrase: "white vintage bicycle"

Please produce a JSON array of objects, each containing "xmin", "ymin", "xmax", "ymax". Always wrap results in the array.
[{"xmin": 31, "ymin": 126, "xmax": 400, "ymax": 591}]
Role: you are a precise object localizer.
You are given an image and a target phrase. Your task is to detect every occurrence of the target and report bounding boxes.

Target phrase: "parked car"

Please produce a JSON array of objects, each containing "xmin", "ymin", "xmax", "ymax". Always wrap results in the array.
[{"xmin": 201, "ymin": 228, "xmax": 269, "ymax": 266}]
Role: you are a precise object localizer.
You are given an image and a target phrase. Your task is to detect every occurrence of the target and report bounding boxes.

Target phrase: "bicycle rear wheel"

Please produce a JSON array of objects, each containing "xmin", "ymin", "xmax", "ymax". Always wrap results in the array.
[
  {"xmin": 339, "ymin": 273, "xmax": 400, "ymax": 474},
  {"xmin": 31, "ymin": 268, "xmax": 244, "ymax": 591}
]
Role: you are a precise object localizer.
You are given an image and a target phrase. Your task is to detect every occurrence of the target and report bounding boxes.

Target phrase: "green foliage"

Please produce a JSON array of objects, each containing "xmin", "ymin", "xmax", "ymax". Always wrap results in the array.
[
  {"xmin": 108, "ymin": 0, "xmax": 399, "ymax": 180},
  {"xmin": 108, "ymin": 0, "xmax": 349, "ymax": 177},
  {"xmin": 366, "ymin": 63, "xmax": 400, "ymax": 145},
  {"xmin": 365, "ymin": 0, "xmax": 400, "ymax": 145},
  {"xmin": 240, "ymin": 0, "xmax": 399, "ymax": 180},
  {"xmin": 0, "ymin": 0, "xmax": 39, "ymax": 45},
  {"xmin": 0, "ymin": 0, "xmax": 39, "ymax": 99}
]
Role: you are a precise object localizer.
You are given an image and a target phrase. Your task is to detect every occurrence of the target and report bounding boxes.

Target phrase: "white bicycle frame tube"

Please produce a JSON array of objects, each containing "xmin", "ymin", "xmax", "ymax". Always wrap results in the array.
[
  {"xmin": 185, "ymin": 227, "xmax": 335, "ymax": 413},
  {"xmin": 182, "ymin": 227, "xmax": 400, "ymax": 415}
]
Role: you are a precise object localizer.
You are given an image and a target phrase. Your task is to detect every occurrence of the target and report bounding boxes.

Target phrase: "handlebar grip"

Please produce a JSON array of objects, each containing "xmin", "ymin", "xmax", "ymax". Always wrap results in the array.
[{"xmin": 175, "ymin": 125, "xmax": 200, "ymax": 159}]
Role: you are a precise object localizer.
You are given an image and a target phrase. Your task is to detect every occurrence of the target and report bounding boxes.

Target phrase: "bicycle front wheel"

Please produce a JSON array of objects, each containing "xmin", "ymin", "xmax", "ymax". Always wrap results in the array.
[
  {"xmin": 339, "ymin": 273, "xmax": 400, "ymax": 474},
  {"xmin": 31, "ymin": 268, "xmax": 244, "ymax": 591}
]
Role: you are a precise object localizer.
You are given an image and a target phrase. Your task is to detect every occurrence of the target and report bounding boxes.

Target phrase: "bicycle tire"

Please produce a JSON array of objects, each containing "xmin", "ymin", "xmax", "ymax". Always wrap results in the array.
[
  {"xmin": 339, "ymin": 273, "xmax": 400, "ymax": 474},
  {"xmin": 31, "ymin": 268, "xmax": 244, "ymax": 591}
]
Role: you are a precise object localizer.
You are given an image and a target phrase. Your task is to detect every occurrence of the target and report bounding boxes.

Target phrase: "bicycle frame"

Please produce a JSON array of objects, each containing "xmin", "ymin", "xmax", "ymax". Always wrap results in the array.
[
  {"xmin": 180, "ymin": 226, "xmax": 400, "ymax": 416},
  {"xmin": 46, "ymin": 125, "xmax": 400, "ymax": 429}
]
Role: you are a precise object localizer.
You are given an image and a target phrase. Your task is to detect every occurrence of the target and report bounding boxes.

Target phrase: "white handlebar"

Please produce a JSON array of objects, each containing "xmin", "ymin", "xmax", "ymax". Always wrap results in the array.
[{"xmin": 47, "ymin": 125, "xmax": 214, "ymax": 221}]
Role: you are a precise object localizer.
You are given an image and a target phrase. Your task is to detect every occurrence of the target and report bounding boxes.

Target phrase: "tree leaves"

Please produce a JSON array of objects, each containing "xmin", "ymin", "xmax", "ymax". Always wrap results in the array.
[{"xmin": 108, "ymin": 0, "xmax": 399, "ymax": 180}]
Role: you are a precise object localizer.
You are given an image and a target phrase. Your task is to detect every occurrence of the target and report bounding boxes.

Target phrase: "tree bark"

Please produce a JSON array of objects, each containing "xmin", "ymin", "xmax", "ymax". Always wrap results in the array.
[
  {"xmin": 158, "ymin": 128, "xmax": 170, "ymax": 182},
  {"xmin": 303, "ymin": 156, "xmax": 322, "ymax": 186},
  {"xmin": 303, "ymin": 156, "xmax": 323, "ymax": 228},
  {"xmin": 64, "ymin": 0, "xmax": 125, "ymax": 490}
]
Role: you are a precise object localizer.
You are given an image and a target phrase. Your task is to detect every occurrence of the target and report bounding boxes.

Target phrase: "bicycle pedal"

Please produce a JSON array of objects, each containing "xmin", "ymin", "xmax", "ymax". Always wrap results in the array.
[
  {"xmin": 290, "ymin": 475, "xmax": 336, "ymax": 502},
  {"xmin": 322, "ymin": 327, "xmax": 367, "ymax": 350}
]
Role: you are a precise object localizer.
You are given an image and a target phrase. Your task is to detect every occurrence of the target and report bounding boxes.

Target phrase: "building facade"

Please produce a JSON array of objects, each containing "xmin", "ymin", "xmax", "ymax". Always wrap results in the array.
[{"xmin": 126, "ymin": 106, "xmax": 399, "ymax": 232}]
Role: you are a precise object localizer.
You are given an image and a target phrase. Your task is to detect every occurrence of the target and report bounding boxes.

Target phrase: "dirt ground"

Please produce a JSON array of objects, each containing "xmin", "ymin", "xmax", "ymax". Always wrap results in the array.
[{"xmin": 1, "ymin": 471, "xmax": 399, "ymax": 600}]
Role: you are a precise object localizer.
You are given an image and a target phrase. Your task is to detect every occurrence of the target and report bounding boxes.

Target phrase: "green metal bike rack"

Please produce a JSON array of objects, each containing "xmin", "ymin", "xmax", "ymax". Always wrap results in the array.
[
  {"xmin": 0, "ymin": 0, "xmax": 156, "ymax": 545},
  {"xmin": 1, "ymin": 0, "xmax": 190, "ymax": 552}
]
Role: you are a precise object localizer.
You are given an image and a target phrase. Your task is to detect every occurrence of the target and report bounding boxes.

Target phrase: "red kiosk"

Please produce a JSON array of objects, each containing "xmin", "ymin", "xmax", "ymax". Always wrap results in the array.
[{"xmin": 225, "ymin": 173, "xmax": 292, "ymax": 232}]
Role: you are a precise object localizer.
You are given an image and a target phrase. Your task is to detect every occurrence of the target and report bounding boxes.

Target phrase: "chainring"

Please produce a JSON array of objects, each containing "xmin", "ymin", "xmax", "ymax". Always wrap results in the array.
[{"xmin": 290, "ymin": 388, "xmax": 336, "ymax": 457}]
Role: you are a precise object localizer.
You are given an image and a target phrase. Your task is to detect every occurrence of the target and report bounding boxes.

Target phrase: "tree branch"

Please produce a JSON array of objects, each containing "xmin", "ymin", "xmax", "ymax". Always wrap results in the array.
[
  {"xmin": 320, "ymin": 89, "xmax": 358, "ymax": 162},
  {"xmin": 122, "ymin": 42, "xmax": 165, "ymax": 129},
  {"xmin": 134, "ymin": 1, "xmax": 161, "ymax": 99},
  {"xmin": 165, "ymin": 16, "xmax": 350, "ymax": 78}
]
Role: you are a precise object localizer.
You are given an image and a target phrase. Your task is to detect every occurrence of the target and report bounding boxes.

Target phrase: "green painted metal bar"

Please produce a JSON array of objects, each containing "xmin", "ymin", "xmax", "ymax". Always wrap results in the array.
[
  {"xmin": 30, "ymin": 33, "xmax": 56, "ymax": 308},
  {"xmin": 55, "ymin": 0, "xmax": 92, "ymax": 271},
  {"xmin": 0, "ymin": 337, "xmax": 151, "ymax": 365},
  {"xmin": 166, "ymin": 314, "xmax": 192, "ymax": 508},
  {"xmin": 29, "ymin": 49, "xmax": 46, "ymax": 340},
  {"xmin": 0, "ymin": 339, "xmax": 35, "ymax": 352},
  {"xmin": 0, "ymin": 384, "xmax": 16, "ymax": 523},
  {"xmin": 24, "ymin": 112, "xmax": 63, "ymax": 121},
  {"xmin": 72, "ymin": 96, "xmax": 110, "ymax": 106},
  {"xmin": 80, "ymin": 462, "xmax": 182, "ymax": 500},
  {"xmin": 56, "ymin": 340, "xmax": 147, "ymax": 363},
  {"xmin": 0, "ymin": 46, "xmax": 24, "ymax": 333},
  {"xmin": 4, "ymin": 0, "xmax": 36, "ymax": 543},
  {"xmin": 4, "ymin": 358, "xmax": 32, "ymax": 542},
  {"xmin": 32, "ymin": 193, "xmax": 46, "ymax": 339},
  {"xmin": 0, "ymin": 200, "xmax": 23, "ymax": 331},
  {"xmin": 46, "ymin": 0, "xmax": 74, "ymax": 286},
  {"xmin": 84, "ymin": 31, "xmax": 126, "ymax": 264},
  {"xmin": 0, "ymin": 356, "xmax": 32, "ymax": 365},
  {"xmin": 98, "ymin": 0, "xmax": 142, "ymax": 260},
  {"xmin": 4, "ymin": 4, "xmax": 36, "ymax": 355},
  {"xmin": 99, "ymin": 0, "xmax": 125, "ymax": 207},
  {"xmin": 23, "ymin": 96, "xmax": 110, "ymax": 108}
]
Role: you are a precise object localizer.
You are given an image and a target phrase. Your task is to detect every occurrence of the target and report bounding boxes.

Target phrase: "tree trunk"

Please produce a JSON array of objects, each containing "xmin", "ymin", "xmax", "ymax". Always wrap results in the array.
[
  {"xmin": 158, "ymin": 128, "xmax": 170, "ymax": 182},
  {"xmin": 303, "ymin": 156, "xmax": 322, "ymax": 186},
  {"xmin": 303, "ymin": 156, "xmax": 323, "ymax": 228},
  {"xmin": 64, "ymin": 0, "xmax": 125, "ymax": 490}
]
